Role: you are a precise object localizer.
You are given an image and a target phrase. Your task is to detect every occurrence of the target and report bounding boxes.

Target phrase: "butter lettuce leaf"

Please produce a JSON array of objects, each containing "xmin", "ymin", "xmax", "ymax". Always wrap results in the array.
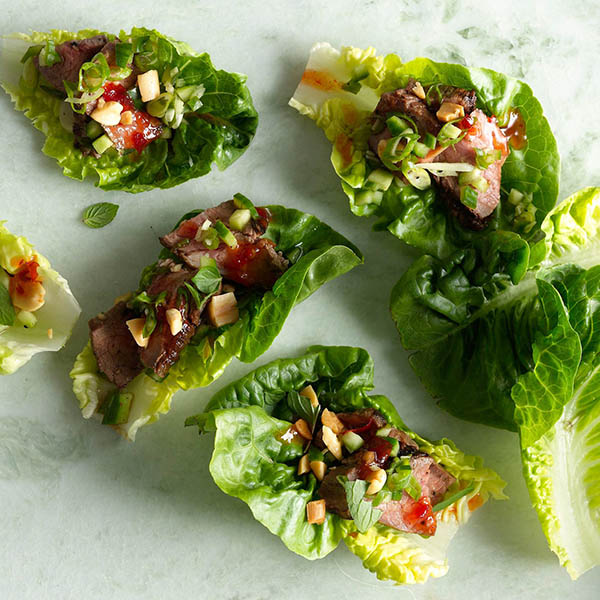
[
  {"xmin": 70, "ymin": 208, "xmax": 362, "ymax": 440},
  {"xmin": 0, "ymin": 222, "xmax": 80, "ymax": 374},
  {"xmin": 2, "ymin": 28, "xmax": 257, "ymax": 193},
  {"xmin": 188, "ymin": 346, "xmax": 505, "ymax": 585},
  {"xmin": 290, "ymin": 43, "xmax": 559, "ymax": 258}
]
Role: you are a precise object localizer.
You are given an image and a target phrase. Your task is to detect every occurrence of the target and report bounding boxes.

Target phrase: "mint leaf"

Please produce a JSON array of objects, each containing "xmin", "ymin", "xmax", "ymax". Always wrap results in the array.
[
  {"xmin": 0, "ymin": 284, "xmax": 16, "ymax": 326},
  {"xmin": 287, "ymin": 390, "xmax": 320, "ymax": 428},
  {"xmin": 82, "ymin": 202, "xmax": 119, "ymax": 229},
  {"xmin": 338, "ymin": 477, "xmax": 382, "ymax": 533},
  {"xmin": 191, "ymin": 265, "xmax": 221, "ymax": 295}
]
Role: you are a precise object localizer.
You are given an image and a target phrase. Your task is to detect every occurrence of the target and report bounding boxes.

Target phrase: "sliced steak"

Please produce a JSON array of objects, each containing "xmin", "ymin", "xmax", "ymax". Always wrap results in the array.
[
  {"xmin": 89, "ymin": 301, "xmax": 143, "ymax": 388},
  {"xmin": 35, "ymin": 35, "xmax": 108, "ymax": 92},
  {"xmin": 378, "ymin": 493, "xmax": 437, "ymax": 536},
  {"xmin": 160, "ymin": 201, "xmax": 289, "ymax": 289},
  {"xmin": 410, "ymin": 454, "xmax": 456, "ymax": 504},
  {"xmin": 427, "ymin": 85, "xmax": 477, "ymax": 114},
  {"xmin": 318, "ymin": 463, "xmax": 358, "ymax": 519},
  {"xmin": 336, "ymin": 408, "xmax": 387, "ymax": 431},
  {"xmin": 388, "ymin": 428, "xmax": 419, "ymax": 453}
]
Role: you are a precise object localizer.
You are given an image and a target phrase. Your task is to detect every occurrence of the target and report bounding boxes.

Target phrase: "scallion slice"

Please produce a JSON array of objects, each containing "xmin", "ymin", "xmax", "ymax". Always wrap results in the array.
[
  {"xmin": 78, "ymin": 52, "xmax": 110, "ymax": 92},
  {"xmin": 432, "ymin": 482, "xmax": 475, "ymax": 512},
  {"xmin": 38, "ymin": 40, "xmax": 61, "ymax": 67},
  {"xmin": 458, "ymin": 168, "xmax": 488, "ymax": 192},
  {"xmin": 213, "ymin": 221, "xmax": 238, "ymax": 248},
  {"xmin": 412, "ymin": 142, "xmax": 430, "ymax": 158},
  {"xmin": 424, "ymin": 132, "xmax": 437, "ymax": 149},
  {"xmin": 115, "ymin": 42, "xmax": 133, "ymax": 68},
  {"xmin": 386, "ymin": 116, "xmax": 412, "ymax": 136},
  {"xmin": 402, "ymin": 161, "xmax": 431, "ymax": 190},
  {"xmin": 419, "ymin": 162, "xmax": 474, "ymax": 175},
  {"xmin": 460, "ymin": 185, "xmax": 479, "ymax": 209},
  {"xmin": 20, "ymin": 45, "xmax": 43, "ymax": 64},
  {"xmin": 475, "ymin": 148, "xmax": 502, "ymax": 169},
  {"xmin": 233, "ymin": 193, "xmax": 260, "ymax": 219}
]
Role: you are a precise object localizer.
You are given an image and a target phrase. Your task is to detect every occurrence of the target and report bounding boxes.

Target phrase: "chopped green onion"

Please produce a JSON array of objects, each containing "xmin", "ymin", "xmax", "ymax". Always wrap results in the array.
[
  {"xmin": 458, "ymin": 168, "xmax": 489, "ymax": 192},
  {"xmin": 86, "ymin": 120, "xmax": 103, "ymax": 140},
  {"xmin": 460, "ymin": 185, "xmax": 479, "ymax": 209},
  {"xmin": 233, "ymin": 193, "xmax": 260, "ymax": 219},
  {"xmin": 384, "ymin": 437, "xmax": 400, "ymax": 457},
  {"xmin": 115, "ymin": 42, "xmax": 133, "ymax": 68},
  {"xmin": 419, "ymin": 162, "xmax": 474, "ymax": 175},
  {"xmin": 64, "ymin": 87, "xmax": 104, "ymax": 106},
  {"xmin": 475, "ymin": 148, "xmax": 502, "ymax": 169},
  {"xmin": 200, "ymin": 228, "xmax": 220, "ymax": 250},
  {"xmin": 213, "ymin": 221, "xmax": 238, "ymax": 248},
  {"xmin": 402, "ymin": 161, "xmax": 431, "ymax": 190},
  {"xmin": 439, "ymin": 122, "xmax": 461, "ymax": 140},
  {"xmin": 386, "ymin": 116, "xmax": 412, "ymax": 136},
  {"xmin": 342, "ymin": 70, "xmax": 368, "ymax": 94},
  {"xmin": 308, "ymin": 446, "xmax": 324, "ymax": 462},
  {"xmin": 38, "ymin": 40, "xmax": 61, "ymax": 67},
  {"xmin": 142, "ymin": 307, "xmax": 157, "ymax": 338},
  {"xmin": 372, "ymin": 489, "xmax": 392, "ymax": 507},
  {"xmin": 412, "ymin": 141, "xmax": 430, "ymax": 158},
  {"xmin": 366, "ymin": 169, "xmax": 394, "ymax": 191},
  {"xmin": 147, "ymin": 92, "xmax": 172, "ymax": 118},
  {"xmin": 101, "ymin": 391, "xmax": 133, "ymax": 425},
  {"xmin": 78, "ymin": 52, "xmax": 110, "ymax": 92},
  {"xmin": 20, "ymin": 45, "xmax": 43, "ymax": 64},
  {"xmin": 424, "ymin": 132, "xmax": 437, "ymax": 149},
  {"xmin": 508, "ymin": 188, "xmax": 525, "ymax": 205},
  {"xmin": 16, "ymin": 310, "xmax": 37, "ymax": 328},
  {"xmin": 380, "ymin": 134, "xmax": 418, "ymax": 170},
  {"xmin": 432, "ymin": 483, "xmax": 475, "ymax": 512}
]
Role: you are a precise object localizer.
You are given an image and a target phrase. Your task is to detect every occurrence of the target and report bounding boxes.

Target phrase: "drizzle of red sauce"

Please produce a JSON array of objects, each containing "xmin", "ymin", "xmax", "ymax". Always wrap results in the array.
[
  {"xmin": 102, "ymin": 82, "xmax": 163, "ymax": 153},
  {"xmin": 335, "ymin": 133, "xmax": 354, "ymax": 167},
  {"xmin": 222, "ymin": 240, "xmax": 281, "ymax": 288},
  {"xmin": 8, "ymin": 258, "xmax": 42, "ymax": 297},
  {"xmin": 501, "ymin": 109, "xmax": 527, "ymax": 150},
  {"xmin": 178, "ymin": 220, "xmax": 199, "ymax": 239},
  {"xmin": 301, "ymin": 69, "xmax": 342, "ymax": 91},
  {"xmin": 403, "ymin": 496, "xmax": 436, "ymax": 536},
  {"xmin": 357, "ymin": 436, "xmax": 392, "ymax": 479}
]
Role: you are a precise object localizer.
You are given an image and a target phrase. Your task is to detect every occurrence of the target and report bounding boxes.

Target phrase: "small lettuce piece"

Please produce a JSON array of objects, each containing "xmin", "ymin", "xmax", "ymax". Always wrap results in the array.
[
  {"xmin": 70, "ymin": 208, "xmax": 362, "ymax": 440},
  {"xmin": 0, "ymin": 222, "xmax": 80, "ymax": 374},
  {"xmin": 188, "ymin": 346, "xmax": 505, "ymax": 585},
  {"xmin": 2, "ymin": 28, "xmax": 258, "ymax": 193},
  {"xmin": 290, "ymin": 43, "xmax": 559, "ymax": 258},
  {"xmin": 391, "ymin": 188, "xmax": 600, "ymax": 429}
]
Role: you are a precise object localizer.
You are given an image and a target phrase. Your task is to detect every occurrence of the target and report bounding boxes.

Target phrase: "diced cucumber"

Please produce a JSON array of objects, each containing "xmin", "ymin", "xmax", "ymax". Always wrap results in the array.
[
  {"xmin": 424, "ymin": 132, "xmax": 437, "ymax": 149},
  {"xmin": 101, "ymin": 391, "xmax": 133, "ymax": 425},
  {"xmin": 175, "ymin": 85, "xmax": 196, "ymax": 102},
  {"xmin": 201, "ymin": 228, "xmax": 220, "ymax": 250},
  {"xmin": 199, "ymin": 256, "xmax": 217, "ymax": 268},
  {"xmin": 440, "ymin": 123, "xmax": 461, "ymax": 139},
  {"xmin": 412, "ymin": 142, "xmax": 430, "ymax": 158},
  {"xmin": 233, "ymin": 193, "xmax": 260, "ymax": 219},
  {"xmin": 92, "ymin": 134, "xmax": 113, "ymax": 155},
  {"xmin": 16, "ymin": 310, "xmax": 37, "ymax": 328},
  {"xmin": 376, "ymin": 427, "xmax": 392, "ymax": 437},
  {"xmin": 229, "ymin": 209, "xmax": 251, "ymax": 231},
  {"xmin": 86, "ymin": 120, "xmax": 103, "ymax": 140},
  {"xmin": 384, "ymin": 437, "xmax": 400, "ymax": 457},
  {"xmin": 386, "ymin": 116, "xmax": 412, "ymax": 136},
  {"xmin": 366, "ymin": 168, "xmax": 394, "ymax": 191},
  {"xmin": 341, "ymin": 431, "xmax": 364, "ymax": 453},
  {"xmin": 508, "ymin": 188, "xmax": 525, "ymax": 205},
  {"xmin": 213, "ymin": 221, "xmax": 238, "ymax": 248}
]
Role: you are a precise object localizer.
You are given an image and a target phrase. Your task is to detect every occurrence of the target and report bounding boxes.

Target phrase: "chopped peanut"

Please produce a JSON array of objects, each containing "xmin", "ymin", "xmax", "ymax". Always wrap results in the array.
[
  {"xmin": 436, "ymin": 101, "xmax": 465, "ymax": 123},
  {"xmin": 294, "ymin": 418, "xmax": 312, "ymax": 440},
  {"xmin": 322, "ymin": 425, "xmax": 343, "ymax": 460},
  {"xmin": 321, "ymin": 409, "xmax": 345, "ymax": 434},
  {"xmin": 120, "ymin": 110, "xmax": 133, "ymax": 125},
  {"xmin": 90, "ymin": 101, "xmax": 123, "ymax": 126},
  {"xmin": 137, "ymin": 69, "xmax": 160, "ymax": 102},
  {"xmin": 125, "ymin": 317, "xmax": 149, "ymax": 348},
  {"xmin": 366, "ymin": 468, "xmax": 387, "ymax": 495},
  {"xmin": 310, "ymin": 460, "xmax": 327, "ymax": 481},
  {"xmin": 412, "ymin": 81, "xmax": 426, "ymax": 100},
  {"xmin": 300, "ymin": 385, "xmax": 319, "ymax": 408},
  {"xmin": 166, "ymin": 308, "xmax": 183, "ymax": 336},
  {"xmin": 306, "ymin": 499, "xmax": 326, "ymax": 525},
  {"xmin": 298, "ymin": 455, "xmax": 310, "ymax": 475},
  {"xmin": 47, "ymin": 328, "xmax": 53, "ymax": 339},
  {"xmin": 207, "ymin": 293, "xmax": 239, "ymax": 327}
]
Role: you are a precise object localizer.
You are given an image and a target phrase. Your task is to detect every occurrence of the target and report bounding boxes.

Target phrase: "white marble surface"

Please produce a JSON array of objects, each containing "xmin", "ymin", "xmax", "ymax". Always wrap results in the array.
[{"xmin": 1, "ymin": 1, "xmax": 599, "ymax": 598}]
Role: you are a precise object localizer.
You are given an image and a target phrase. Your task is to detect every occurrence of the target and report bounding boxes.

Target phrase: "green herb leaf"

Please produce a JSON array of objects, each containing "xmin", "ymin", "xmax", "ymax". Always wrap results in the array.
[
  {"xmin": 287, "ymin": 390, "xmax": 320, "ymax": 428},
  {"xmin": 115, "ymin": 42, "xmax": 133, "ymax": 68},
  {"xmin": 432, "ymin": 482, "xmax": 475, "ymax": 512},
  {"xmin": 191, "ymin": 265, "xmax": 221, "ymax": 295},
  {"xmin": 339, "ymin": 477, "xmax": 382, "ymax": 533},
  {"xmin": 0, "ymin": 283, "xmax": 16, "ymax": 326},
  {"xmin": 82, "ymin": 202, "xmax": 119, "ymax": 229}
]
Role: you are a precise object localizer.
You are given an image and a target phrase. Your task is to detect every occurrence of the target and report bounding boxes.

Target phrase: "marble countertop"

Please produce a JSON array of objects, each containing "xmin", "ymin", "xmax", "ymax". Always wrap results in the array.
[{"xmin": 1, "ymin": 1, "xmax": 599, "ymax": 598}]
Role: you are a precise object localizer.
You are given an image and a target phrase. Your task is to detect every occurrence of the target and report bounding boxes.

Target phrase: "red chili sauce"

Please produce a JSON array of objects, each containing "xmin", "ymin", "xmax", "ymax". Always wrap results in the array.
[
  {"xmin": 102, "ymin": 82, "xmax": 163, "ymax": 153},
  {"xmin": 301, "ymin": 69, "xmax": 342, "ymax": 91},
  {"xmin": 8, "ymin": 258, "xmax": 42, "ymax": 300},
  {"xmin": 501, "ymin": 109, "xmax": 527, "ymax": 150}
]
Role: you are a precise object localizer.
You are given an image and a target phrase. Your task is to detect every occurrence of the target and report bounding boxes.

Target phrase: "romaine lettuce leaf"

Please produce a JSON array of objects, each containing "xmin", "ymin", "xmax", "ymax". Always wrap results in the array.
[
  {"xmin": 390, "ymin": 188, "xmax": 600, "ymax": 577},
  {"xmin": 188, "ymin": 346, "xmax": 505, "ymax": 585},
  {"xmin": 70, "ymin": 208, "xmax": 362, "ymax": 440},
  {"xmin": 290, "ymin": 43, "xmax": 559, "ymax": 258},
  {"xmin": 2, "ymin": 28, "xmax": 258, "ymax": 193},
  {"xmin": 0, "ymin": 222, "xmax": 80, "ymax": 374}
]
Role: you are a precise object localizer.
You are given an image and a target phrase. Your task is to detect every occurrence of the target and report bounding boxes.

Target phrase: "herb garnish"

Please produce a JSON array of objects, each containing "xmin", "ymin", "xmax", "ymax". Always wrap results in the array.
[{"xmin": 82, "ymin": 202, "xmax": 119, "ymax": 228}]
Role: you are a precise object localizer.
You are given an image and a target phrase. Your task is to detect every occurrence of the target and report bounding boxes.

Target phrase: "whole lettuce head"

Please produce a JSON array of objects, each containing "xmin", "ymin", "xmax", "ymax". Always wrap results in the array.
[
  {"xmin": 2, "ymin": 28, "xmax": 258, "ymax": 192},
  {"xmin": 0, "ymin": 222, "xmax": 80, "ymax": 374},
  {"xmin": 71, "ymin": 205, "xmax": 362, "ymax": 440},
  {"xmin": 289, "ymin": 43, "xmax": 559, "ymax": 259},
  {"xmin": 391, "ymin": 187, "xmax": 600, "ymax": 578},
  {"xmin": 186, "ymin": 346, "xmax": 506, "ymax": 585}
]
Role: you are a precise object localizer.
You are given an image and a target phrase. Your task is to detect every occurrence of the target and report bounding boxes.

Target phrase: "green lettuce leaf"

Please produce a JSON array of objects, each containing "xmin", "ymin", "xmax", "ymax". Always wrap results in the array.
[
  {"xmin": 188, "ymin": 346, "xmax": 505, "ymax": 585},
  {"xmin": 70, "ymin": 208, "xmax": 362, "ymax": 440},
  {"xmin": 391, "ymin": 187, "xmax": 600, "ymax": 430},
  {"xmin": 290, "ymin": 43, "xmax": 559, "ymax": 258},
  {"xmin": 0, "ymin": 221, "xmax": 80, "ymax": 374},
  {"xmin": 2, "ymin": 28, "xmax": 257, "ymax": 192}
]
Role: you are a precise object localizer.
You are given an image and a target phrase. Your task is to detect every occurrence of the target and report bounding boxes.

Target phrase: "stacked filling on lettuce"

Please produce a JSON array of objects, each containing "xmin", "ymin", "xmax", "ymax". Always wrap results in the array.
[{"xmin": 188, "ymin": 346, "xmax": 505, "ymax": 585}]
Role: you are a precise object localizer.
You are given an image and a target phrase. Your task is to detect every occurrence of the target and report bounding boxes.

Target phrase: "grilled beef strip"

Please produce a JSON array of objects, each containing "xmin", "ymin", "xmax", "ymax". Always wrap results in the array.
[{"xmin": 368, "ymin": 79, "xmax": 508, "ymax": 229}]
